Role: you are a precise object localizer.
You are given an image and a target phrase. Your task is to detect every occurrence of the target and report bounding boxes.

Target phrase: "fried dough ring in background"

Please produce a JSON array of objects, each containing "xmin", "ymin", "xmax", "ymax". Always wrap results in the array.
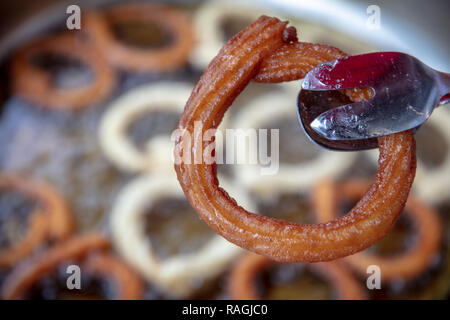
[
  {"xmin": 1, "ymin": 233, "xmax": 142, "ymax": 300},
  {"xmin": 175, "ymin": 16, "xmax": 416, "ymax": 263},
  {"xmin": 232, "ymin": 92, "xmax": 357, "ymax": 197},
  {"xmin": 110, "ymin": 172, "xmax": 255, "ymax": 298},
  {"xmin": 254, "ymin": 42, "xmax": 345, "ymax": 83},
  {"xmin": 0, "ymin": 175, "xmax": 73, "ymax": 267},
  {"xmin": 84, "ymin": 3, "xmax": 194, "ymax": 73},
  {"xmin": 313, "ymin": 179, "xmax": 442, "ymax": 281},
  {"xmin": 228, "ymin": 253, "xmax": 367, "ymax": 300},
  {"xmin": 1, "ymin": 233, "xmax": 108, "ymax": 299},
  {"xmin": 11, "ymin": 34, "xmax": 115, "ymax": 110},
  {"xmin": 254, "ymin": 41, "xmax": 372, "ymax": 101},
  {"xmin": 83, "ymin": 253, "xmax": 143, "ymax": 300}
]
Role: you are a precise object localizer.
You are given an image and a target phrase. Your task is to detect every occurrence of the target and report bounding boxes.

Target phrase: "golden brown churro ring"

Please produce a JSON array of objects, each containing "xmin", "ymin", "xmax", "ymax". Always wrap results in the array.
[
  {"xmin": 11, "ymin": 34, "xmax": 115, "ymax": 110},
  {"xmin": 313, "ymin": 179, "xmax": 442, "ymax": 281},
  {"xmin": 1, "ymin": 233, "xmax": 109, "ymax": 299},
  {"xmin": 228, "ymin": 253, "xmax": 367, "ymax": 300},
  {"xmin": 84, "ymin": 3, "xmax": 194, "ymax": 73},
  {"xmin": 254, "ymin": 42, "xmax": 346, "ymax": 83},
  {"xmin": 0, "ymin": 175, "xmax": 73, "ymax": 268},
  {"xmin": 174, "ymin": 16, "xmax": 416, "ymax": 263},
  {"xmin": 366, "ymin": 107, "xmax": 450, "ymax": 204},
  {"xmin": 83, "ymin": 253, "xmax": 144, "ymax": 300},
  {"xmin": 1, "ymin": 233, "xmax": 142, "ymax": 300}
]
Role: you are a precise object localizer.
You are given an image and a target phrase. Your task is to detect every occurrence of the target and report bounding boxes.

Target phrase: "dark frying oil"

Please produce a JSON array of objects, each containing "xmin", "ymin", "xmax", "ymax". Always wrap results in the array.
[
  {"xmin": 25, "ymin": 263, "xmax": 114, "ymax": 300},
  {"xmin": 259, "ymin": 263, "xmax": 334, "ymax": 300}
]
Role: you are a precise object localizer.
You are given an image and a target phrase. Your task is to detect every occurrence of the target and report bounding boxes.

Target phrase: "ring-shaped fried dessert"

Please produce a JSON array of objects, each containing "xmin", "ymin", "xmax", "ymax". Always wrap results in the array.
[
  {"xmin": 174, "ymin": 16, "xmax": 416, "ymax": 263},
  {"xmin": 11, "ymin": 34, "xmax": 115, "ymax": 110},
  {"xmin": 84, "ymin": 3, "xmax": 194, "ymax": 73}
]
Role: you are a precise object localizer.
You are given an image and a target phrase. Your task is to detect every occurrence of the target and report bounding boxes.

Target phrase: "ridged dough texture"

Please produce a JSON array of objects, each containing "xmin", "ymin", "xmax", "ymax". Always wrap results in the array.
[{"xmin": 175, "ymin": 16, "xmax": 416, "ymax": 262}]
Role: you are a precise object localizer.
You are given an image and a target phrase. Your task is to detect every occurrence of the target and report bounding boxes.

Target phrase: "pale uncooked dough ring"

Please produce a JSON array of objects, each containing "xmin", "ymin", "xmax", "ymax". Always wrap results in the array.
[
  {"xmin": 191, "ymin": 1, "xmax": 300, "ymax": 93},
  {"xmin": 98, "ymin": 82, "xmax": 193, "ymax": 173},
  {"xmin": 365, "ymin": 107, "xmax": 450, "ymax": 203},
  {"xmin": 99, "ymin": 81, "xmax": 231, "ymax": 173},
  {"xmin": 232, "ymin": 92, "xmax": 357, "ymax": 197},
  {"xmin": 110, "ymin": 171, "xmax": 255, "ymax": 297},
  {"xmin": 191, "ymin": 1, "xmax": 279, "ymax": 70}
]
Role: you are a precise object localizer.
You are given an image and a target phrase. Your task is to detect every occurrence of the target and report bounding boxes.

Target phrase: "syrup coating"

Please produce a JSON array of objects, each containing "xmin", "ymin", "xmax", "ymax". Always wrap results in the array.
[
  {"xmin": 0, "ymin": 175, "xmax": 73, "ymax": 267},
  {"xmin": 175, "ymin": 16, "xmax": 416, "ymax": 262}
]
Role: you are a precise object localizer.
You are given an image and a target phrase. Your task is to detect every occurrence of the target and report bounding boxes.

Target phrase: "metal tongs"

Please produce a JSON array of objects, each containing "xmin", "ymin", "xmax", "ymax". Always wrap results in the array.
[{"xmin": 298, "ymin": 52, "xmax": 450, "ymax": 151}]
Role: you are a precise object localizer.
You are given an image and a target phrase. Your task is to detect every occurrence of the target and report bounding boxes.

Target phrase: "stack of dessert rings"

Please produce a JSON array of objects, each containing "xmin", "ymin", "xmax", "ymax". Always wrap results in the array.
[{"xmin": 228, "ymin": 253, "xmax": 367, "ymax": 300}]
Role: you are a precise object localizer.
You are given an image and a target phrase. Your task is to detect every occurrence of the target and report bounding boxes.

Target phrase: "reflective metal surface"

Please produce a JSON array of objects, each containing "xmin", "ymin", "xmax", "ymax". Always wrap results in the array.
[
  {"xmin": 300, "ymin": 52, "xmax": 450, "ymax": 146},
  {"xmin": 254, "ymin": 0, "xmax": 450, "ymax": 72}
]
